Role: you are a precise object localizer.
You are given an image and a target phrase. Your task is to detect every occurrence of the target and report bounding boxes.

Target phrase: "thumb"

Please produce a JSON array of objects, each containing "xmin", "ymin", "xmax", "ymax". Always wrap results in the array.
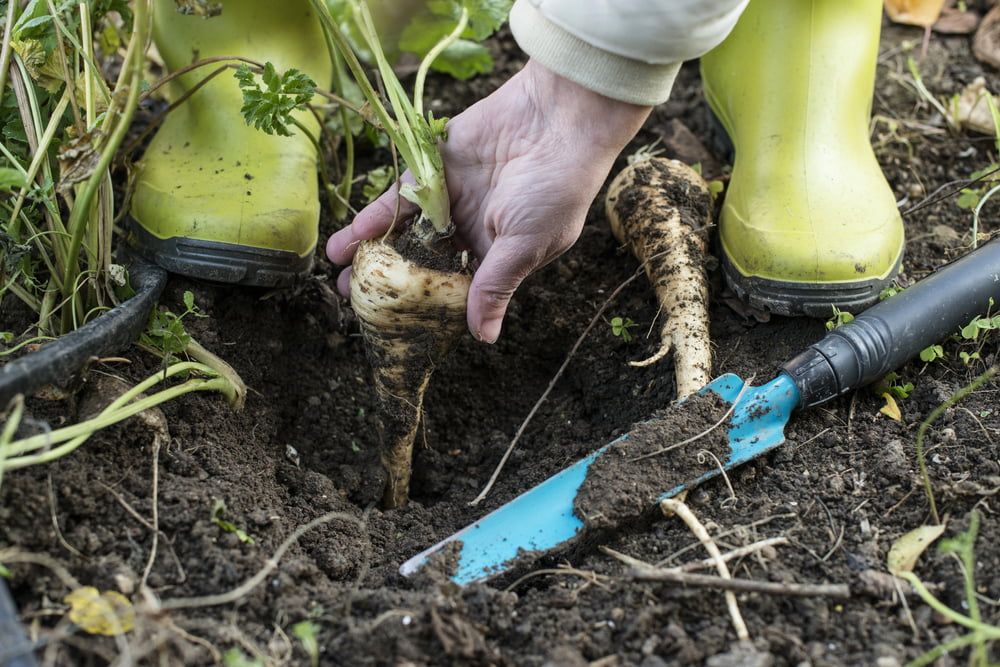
[{"xmin": 467, "ymin": 236, "xmax": 541, "ymax": 344}]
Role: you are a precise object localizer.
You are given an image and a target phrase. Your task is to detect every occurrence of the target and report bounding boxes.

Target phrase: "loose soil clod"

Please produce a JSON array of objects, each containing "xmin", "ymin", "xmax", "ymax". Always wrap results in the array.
[{"xmin": 574, "ymin": 392, "xmax": 732, "ymax": 532}]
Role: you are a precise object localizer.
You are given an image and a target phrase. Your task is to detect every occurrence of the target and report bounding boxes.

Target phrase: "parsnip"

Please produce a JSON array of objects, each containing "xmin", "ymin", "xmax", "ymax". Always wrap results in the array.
[
  {"xmin": 605, "ymin": 158, "xmax": 713, "ymax": 398},
  {"xmin": 351, "ymin": 239, "xmax": 471, "ymax": 508}
]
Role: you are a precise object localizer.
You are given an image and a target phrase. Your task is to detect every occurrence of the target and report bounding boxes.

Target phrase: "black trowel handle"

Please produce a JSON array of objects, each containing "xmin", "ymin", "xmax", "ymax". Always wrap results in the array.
[{"xmin": 781, "ymin": 239, "xmax": 1000, "ymax": 409}]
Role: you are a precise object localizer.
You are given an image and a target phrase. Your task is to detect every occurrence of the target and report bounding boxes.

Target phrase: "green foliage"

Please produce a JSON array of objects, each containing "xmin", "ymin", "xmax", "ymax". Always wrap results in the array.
[
  {"xmin": 331, "ymin": 0, "xmax": 512, "ymax": 80},
  {"xmin": 878, "ymin": 282, "xmax": 903, "ymax": 301},
  {"xmin": 919, "ymin": 344, "xmax": 945, "ymax": 363},
  {"xmin": 292, "ymin": 621, "xmax": 321, "ymax": 667},
  {"xmin": 956, "ymin": 165, "xmax": 1000, "ymax": 210},
  {"xmin": 0, "ymin": 0, "xmax": 151, "ymax": 334},
  {"xmin": 959, "ymin": 313, "xmax": 1000, "ymax": 341},
  {"xmin": 234, "ymin": 63, "xmax": 317, "ymax": 137},
  {"xmin": 222, "ymin": 649, "xmax": 265, "ymax": 667},
  {"xmin": 954, "ymin": 298, "xmax": 1000, "ymax": 365},
  {"xmin": 362, "ymin": 165, "xmax": 395, "ymax": 203},
  {"xmin": 610, "ymin": 316, "xmax": 637, "ymax": 343},
  {"xmin": 139, "ymin": 290, "xmax": 205, "ymax": 360},
  {"xmin": 706, "ymin": 179, "xmax": 724, "ymax": 201},
  {"xmin": 0, "ymin": 562, "xmax": 9, "ymax": 578},
  {"xmin": 210, "ymin": 499, "xmax": 255, "ymax": 545},
  {"xmin": 878, "ymin": 371, "xmax": 913, "ymax": 400},
  {"xmin": 824, "ymin": 306, "xmax": 854, "ymax": 331}
]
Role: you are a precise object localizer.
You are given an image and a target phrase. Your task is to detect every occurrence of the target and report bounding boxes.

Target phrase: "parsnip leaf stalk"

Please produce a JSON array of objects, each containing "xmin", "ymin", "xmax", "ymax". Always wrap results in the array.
[{"xmin": 311, "ymin": 0, "xmax": 510, "ymax": 507}]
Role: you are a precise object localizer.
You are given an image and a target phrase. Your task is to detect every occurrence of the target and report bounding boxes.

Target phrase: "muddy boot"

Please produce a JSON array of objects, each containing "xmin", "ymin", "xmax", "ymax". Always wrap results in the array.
[
  {"xmin": 128, "ymin": 0, "xmax": 332, "ymax": 286},
  {"xmin": 701, "ymin": 0, "xmax": 904, "ymax": 316}
]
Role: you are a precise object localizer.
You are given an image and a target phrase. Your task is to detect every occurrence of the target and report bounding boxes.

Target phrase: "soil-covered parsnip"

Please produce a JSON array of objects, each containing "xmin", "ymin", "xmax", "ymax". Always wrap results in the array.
[
  {"xmin": 605, "ymin": 157, "xmax": 713, "ymax": 398},
  {"xmin": 313, "ymin": 0, "xmax": 508, "ymax": 507}
]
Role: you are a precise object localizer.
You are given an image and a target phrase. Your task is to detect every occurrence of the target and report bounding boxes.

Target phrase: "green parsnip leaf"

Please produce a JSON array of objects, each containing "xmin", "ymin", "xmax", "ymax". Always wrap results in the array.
[
  {"xmin": 234, "ymin": 63, "xmax": 316, "ymax": 137},
  {"xmin": 459, "ymin": 0, "xmax": 513, "ymax": 40},
  {"xmin": 379, "ymin": 0, "xmax": 511, "ymax": 78},
  {"xmin": 435, "ymin": 40, "xmax": 493, "ymax": 80}
]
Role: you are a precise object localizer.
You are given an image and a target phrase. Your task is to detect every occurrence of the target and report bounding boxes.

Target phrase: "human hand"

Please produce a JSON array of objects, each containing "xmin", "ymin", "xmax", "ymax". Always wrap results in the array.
[{"xmin": 326, "ymin": 59, "xmax": 651, "ymax": 343}]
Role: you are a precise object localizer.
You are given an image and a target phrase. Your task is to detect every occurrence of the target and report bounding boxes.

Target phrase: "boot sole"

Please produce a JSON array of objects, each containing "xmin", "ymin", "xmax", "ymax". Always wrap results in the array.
[
  {"xmin": 722, "ymin": 251, "xmax": 903, "ymax": 318},
  {"xmin": 129, "ymin": 221, "xmax": 313, "ymax": 287}
]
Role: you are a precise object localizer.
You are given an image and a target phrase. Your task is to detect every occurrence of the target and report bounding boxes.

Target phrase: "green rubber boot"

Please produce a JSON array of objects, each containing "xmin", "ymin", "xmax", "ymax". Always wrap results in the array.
[
  {"xmin": 129, "ymin": 0, "xmax": 332, "ymax": 286},
  {"xmin": 701, "ymin": 0, "xmax": 904, "ymax": 316}
]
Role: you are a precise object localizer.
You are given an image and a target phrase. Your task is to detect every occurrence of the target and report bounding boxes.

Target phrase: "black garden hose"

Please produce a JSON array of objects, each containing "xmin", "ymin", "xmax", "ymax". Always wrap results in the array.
[
  {"xmin": 0, "ymin": 578, "xmax": 36, "ymax": 667},
  {"xmin": 0, "ymin": 259, "xmax": 168, "ymax": 407}
]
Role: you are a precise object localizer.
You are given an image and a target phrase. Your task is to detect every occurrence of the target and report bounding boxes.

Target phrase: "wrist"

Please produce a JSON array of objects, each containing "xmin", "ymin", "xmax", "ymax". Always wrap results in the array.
[{"xmin": 522, "ymin": 59, "xmax": 651, "ymax": 154}]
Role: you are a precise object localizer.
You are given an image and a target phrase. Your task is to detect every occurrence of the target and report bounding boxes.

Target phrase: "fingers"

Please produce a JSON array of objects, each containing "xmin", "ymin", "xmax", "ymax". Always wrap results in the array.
[
  {"xmin": 467, "ymin": 236, "xmax": 542, "ymax": 344},
  {"xmin": 325, "ymin": 174, "xmax": 418, "ymax": 266},
  {"xmin": 336, "ymin": 266, "xmax": 352, "ymax": 298}
]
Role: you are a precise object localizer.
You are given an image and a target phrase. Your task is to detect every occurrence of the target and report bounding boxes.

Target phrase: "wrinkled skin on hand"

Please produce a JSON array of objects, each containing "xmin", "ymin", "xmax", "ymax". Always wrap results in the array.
[{"xmin": 327, "ymin": 59, "xmax": 651, "ymax": 343}]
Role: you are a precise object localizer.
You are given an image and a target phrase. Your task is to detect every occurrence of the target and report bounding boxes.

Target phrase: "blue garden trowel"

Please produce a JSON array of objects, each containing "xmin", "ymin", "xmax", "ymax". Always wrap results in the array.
[{"xmin": 402, "ymin": 240, "xmax": 1000, "ymax": 586}]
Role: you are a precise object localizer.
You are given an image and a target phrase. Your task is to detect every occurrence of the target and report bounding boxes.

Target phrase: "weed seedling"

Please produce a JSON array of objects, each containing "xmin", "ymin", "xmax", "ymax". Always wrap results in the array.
[
  {"xmin": 222, "ymin": 648, "xmax": 265, "ymax": 667},
  {"xmin": 919, "ymin": 344, "xmax": 945, "ymax": 363},
  {"xmin": 825, "ymin": 306, "xmax": 854, "ymax": 331},
  {"xmin": 292, "ymin": 620, "xmax": 321, "ymax": 667},
  {"xmin": 879, "ymin": 282, "xmax": 904, "ymax": 301},
  {"xmin": 610, "ymin": 316, "xmax": 638, "ymax": 343},
  {"xmin": 875, "ymin": 371, "xmax": 914, "ymax": 421},
  {"xmin": 956, "ymin": 298, "xmax": 1000, "ymax": 365},
  {"xmin": 210, "ymin": 499, "xmax": 255, "ymax": 545},
  {"xmin": 139, "ymin": 290, "xmax": 205, "ymax": 363}
]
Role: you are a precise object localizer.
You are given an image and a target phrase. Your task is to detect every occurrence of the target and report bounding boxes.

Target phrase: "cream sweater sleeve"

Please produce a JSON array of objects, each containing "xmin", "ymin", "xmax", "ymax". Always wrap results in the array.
[{"xmin": 509, "ymin": 0, "xmax": 748, "ymax": 106}]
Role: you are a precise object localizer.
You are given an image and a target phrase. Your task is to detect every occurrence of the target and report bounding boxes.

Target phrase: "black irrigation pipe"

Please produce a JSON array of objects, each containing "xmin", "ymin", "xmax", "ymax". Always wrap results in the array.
[
  {"xmin": 0, "ymin": 258, "xmax": 168, "ymax": 409},
  {"xmin": 0, "ymin": 578, "xmax": 36, "ymax": 667}
]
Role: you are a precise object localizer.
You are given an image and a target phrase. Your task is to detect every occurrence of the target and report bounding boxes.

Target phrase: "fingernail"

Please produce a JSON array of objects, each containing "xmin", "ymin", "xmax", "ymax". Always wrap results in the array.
[{"xmin": 480, "ymin": 318, "xmax": 502, "ymax": 344}]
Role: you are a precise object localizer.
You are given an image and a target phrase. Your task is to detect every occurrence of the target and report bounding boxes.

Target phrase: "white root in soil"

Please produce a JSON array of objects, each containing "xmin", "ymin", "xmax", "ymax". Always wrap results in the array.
[
  {"xmin": 350, "ymin": 239, "xmax": 470, "ymax": 508},
  {"xmin": 605, "ymin": 157, "xmax": 713, "ymax": 398}
]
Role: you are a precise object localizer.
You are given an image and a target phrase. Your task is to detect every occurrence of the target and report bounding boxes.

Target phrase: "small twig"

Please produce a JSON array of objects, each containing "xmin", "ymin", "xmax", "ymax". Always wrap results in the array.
[
  {"xmin": 901, "ymin": 164, "xmax": 1000, "ymax": 218},
  {"xmin": 697, "ymin": 449, "xmax": 736, "ymax": 505},
  {"xmin": 958, "ymin": 407, "xmax": 995, "ymax": 445},
  {"xmin": 0, "ymin": 549, "xmax": 81, "ymax": 590},
  {"xmin": 790, "ymin": 427, "xmax": 831, "ymax": 452},
  {"xmin": 631, "ymin": 377, "xmax": 754, "ymax": 463},
  {"xmin": 163, "ymin": 620, "xmax": 221, "ymax": 664},
  {"xmin": 655, "ymin": 513, "xmax": 797, "ymax": 567},
  {"xmin": 99, "ymin": 483, "xmax": 186, "ymax": 582},
  {"xmin": 47, "ymin": 474, "xmax": 85, "ymax": 558},
  {"xmin": 362, "ymin": 609, "xmax": 420, "ymax": 634},
  {"xmin": 140, "ymin": 435, "xmax": 163, "ymax": 590},
  {"xmin": 469, "ymin": 253, "xmax": 669, "ymax": 506},
  {"xmin": 504, "ymin": 566, "xmax": 609, "ymax": 593},
  {"xmin": 661, "ymin": 498, "xmax": 749, "ymax": 640},
  {"xmin": 157, "ymin": 511, "xmax": 362, "ymax": 610},
  {"xmin": 627, "ymin": 567, "xmax": 851, "ymax": 598},
  {"xmin": 600, "ymin": 546, "xmax": 650, "ymax": 569},
  {"xmin": 672, "ymin": 537, "xmax": 789, "ymax": 573},
  {"xmin": 821, "ymin": 525, "xmax": 845, "ymax": 563}
]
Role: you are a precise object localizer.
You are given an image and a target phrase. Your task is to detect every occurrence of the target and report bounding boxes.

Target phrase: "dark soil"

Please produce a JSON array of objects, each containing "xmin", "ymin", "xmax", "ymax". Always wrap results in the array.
[
  {"xmin": 3, "ymin": 20, "xmax": 1000, "ymax": 667},
  {"xmin": 575, "ymin": 393, "xmax": 733, "ymax": 533}
]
